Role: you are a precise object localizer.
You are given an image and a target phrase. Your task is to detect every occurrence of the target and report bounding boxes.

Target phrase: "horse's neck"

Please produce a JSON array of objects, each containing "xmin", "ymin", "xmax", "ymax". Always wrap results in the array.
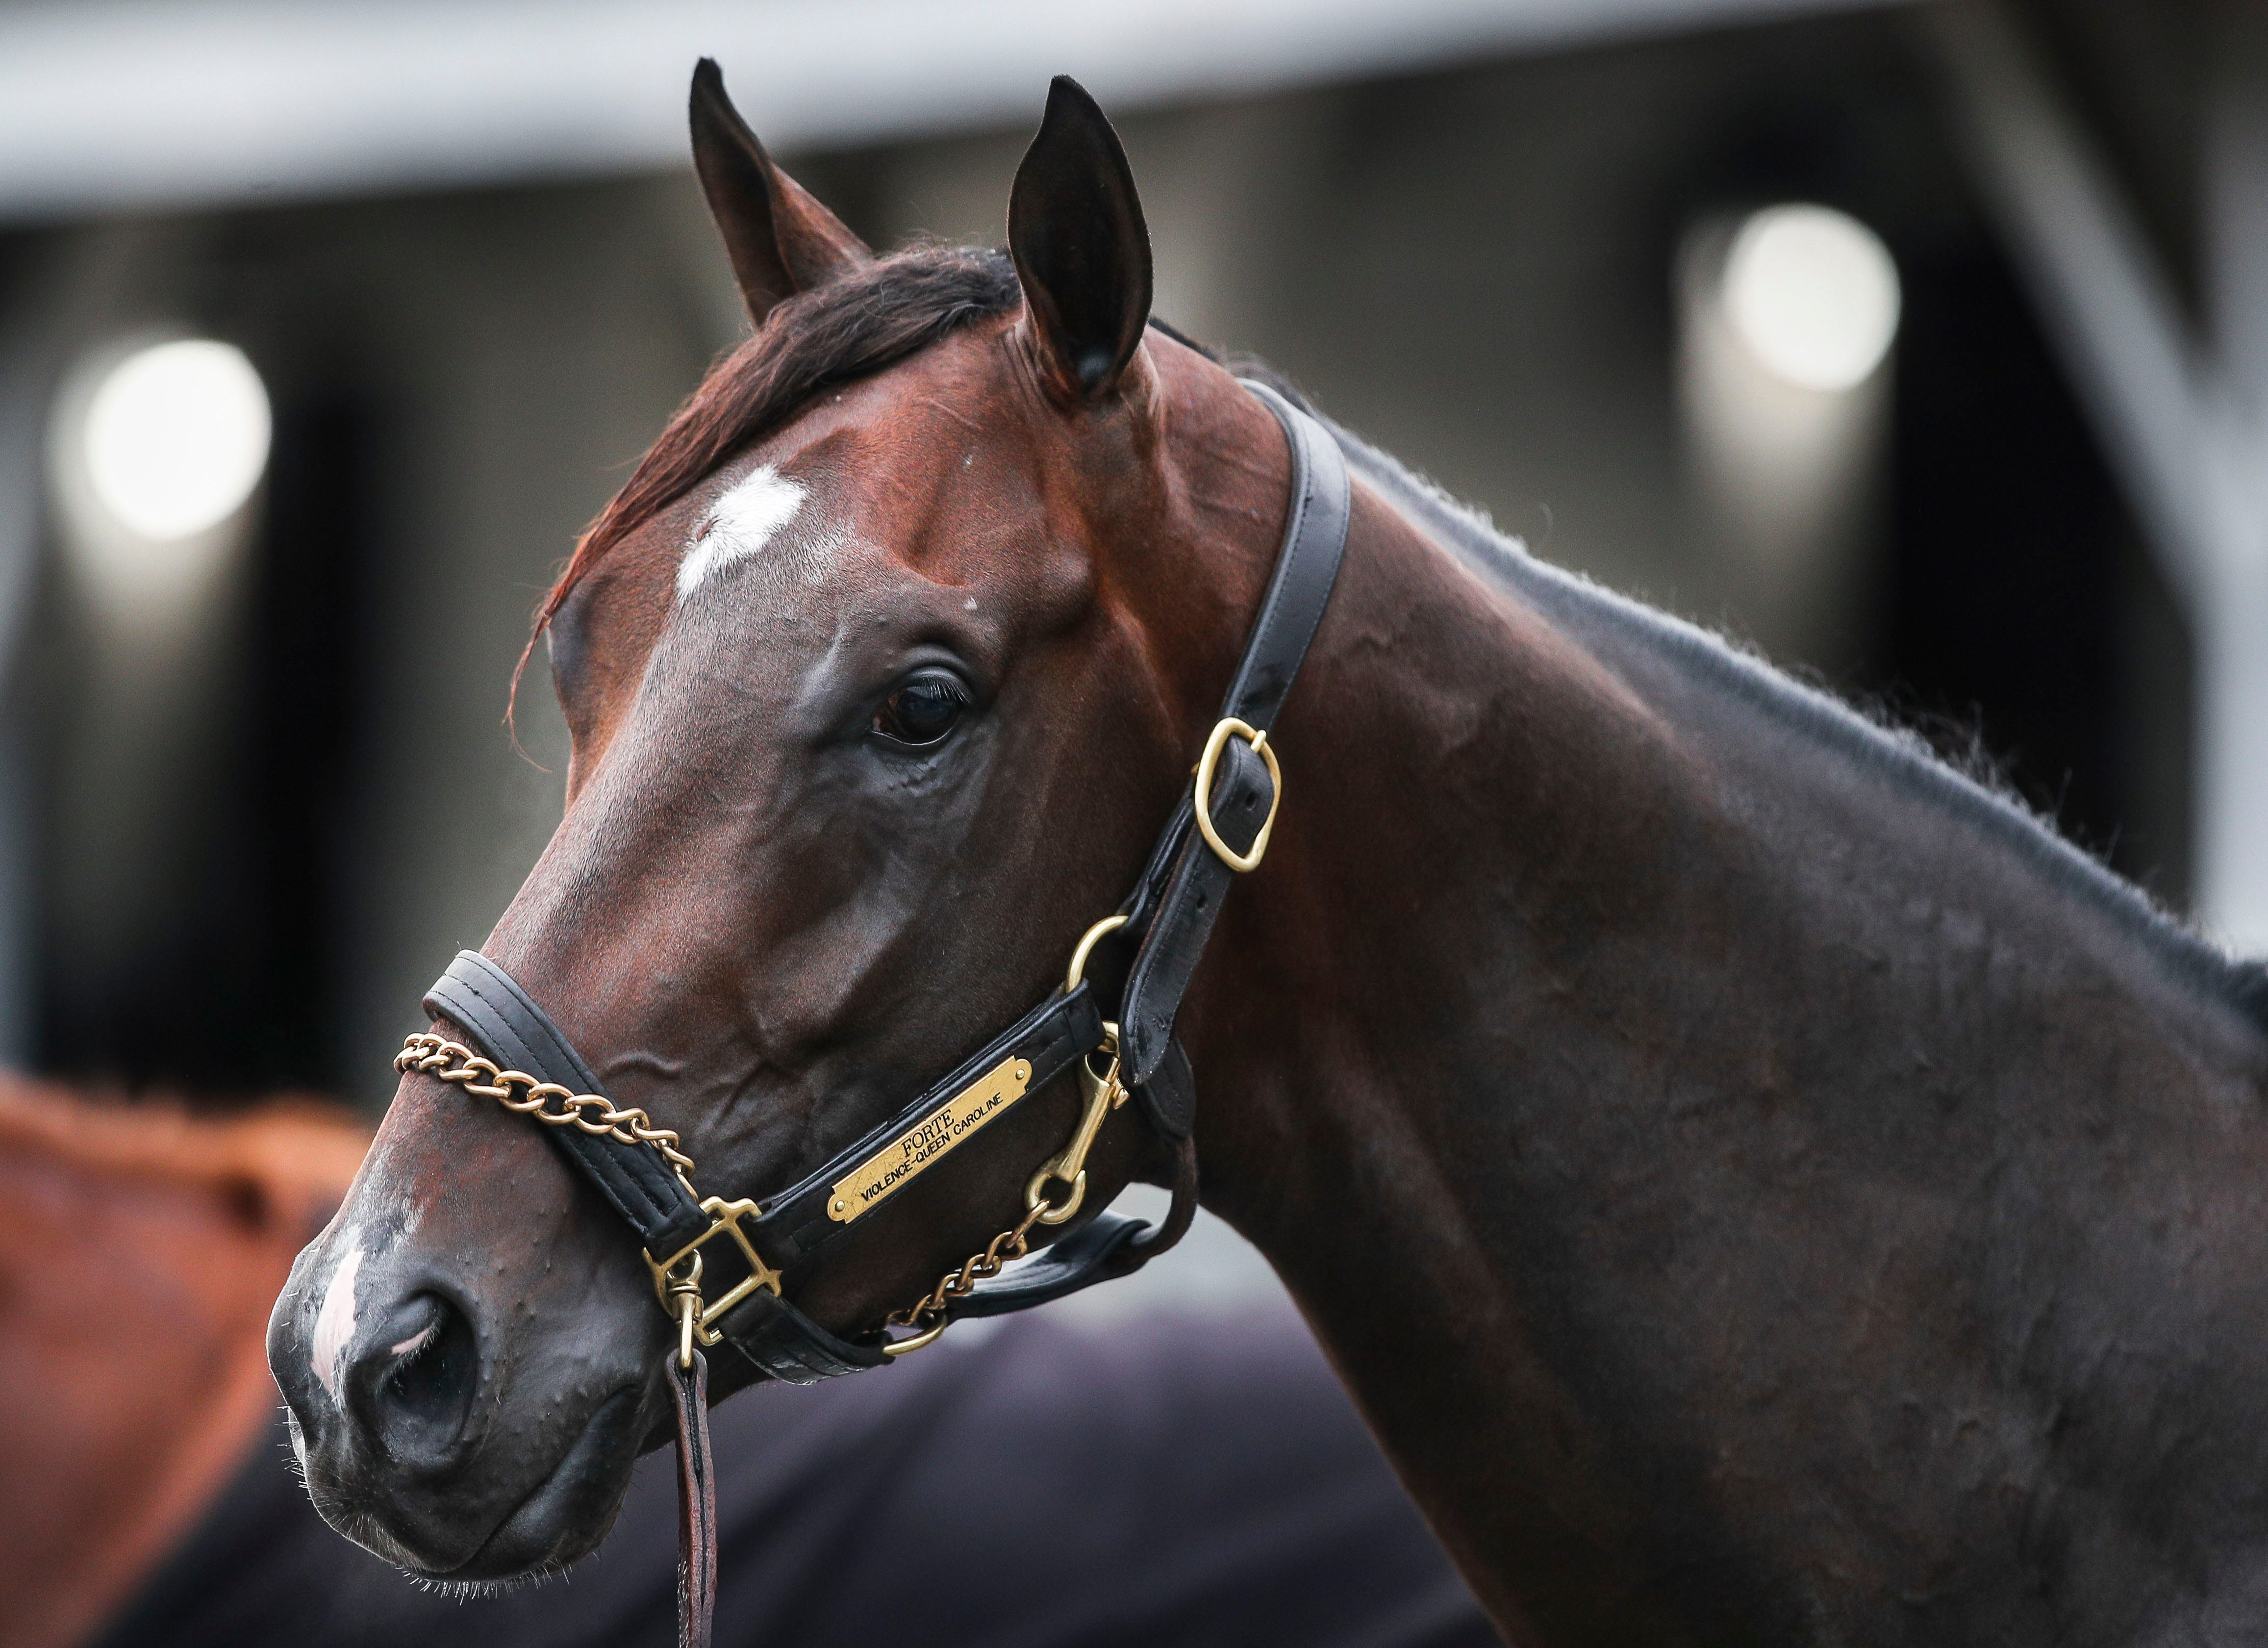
[
  {"xmin": 0, "ymin": 1089, "xmax": 365, "ymax": 1648},
  {"xmin": 1181, "ymin": 436, "xmax": 2268, "ymax": 1638}
]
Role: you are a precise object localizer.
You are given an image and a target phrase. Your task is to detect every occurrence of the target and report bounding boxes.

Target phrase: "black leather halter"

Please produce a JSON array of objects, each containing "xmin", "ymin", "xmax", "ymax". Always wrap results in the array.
[{"xmin": 406, "ymin": 382, "xmax": 1345, "ymax": 1637}]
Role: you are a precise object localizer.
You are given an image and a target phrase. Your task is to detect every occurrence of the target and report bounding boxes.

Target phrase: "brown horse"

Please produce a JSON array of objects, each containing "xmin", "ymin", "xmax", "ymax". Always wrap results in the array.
[
  {"xmin": 0, "ymin": 1080, "xmax": 366, "ymax": 1648},
  {"xmin": 272, "ymin": 63, "xmax": 2268, "ymax": 1646}
]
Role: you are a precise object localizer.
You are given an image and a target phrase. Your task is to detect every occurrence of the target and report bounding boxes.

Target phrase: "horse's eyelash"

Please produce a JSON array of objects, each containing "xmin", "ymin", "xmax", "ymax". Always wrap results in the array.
[{"xmin": 896, "ymin": 673, "xmax": 969, "ymax": 704}]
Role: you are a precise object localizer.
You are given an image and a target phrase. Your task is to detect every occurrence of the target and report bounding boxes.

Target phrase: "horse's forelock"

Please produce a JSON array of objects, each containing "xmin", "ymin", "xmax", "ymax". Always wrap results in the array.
[{"xmin": 507, "ymin": 246, "xmax": 1023, "ymax": 722}]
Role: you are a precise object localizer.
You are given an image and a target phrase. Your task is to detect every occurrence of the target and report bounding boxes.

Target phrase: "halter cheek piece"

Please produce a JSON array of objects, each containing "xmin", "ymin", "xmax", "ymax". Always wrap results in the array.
[{"xmin": 393, "ymin": 384, "xmax": 1347, "ymax": 1647}]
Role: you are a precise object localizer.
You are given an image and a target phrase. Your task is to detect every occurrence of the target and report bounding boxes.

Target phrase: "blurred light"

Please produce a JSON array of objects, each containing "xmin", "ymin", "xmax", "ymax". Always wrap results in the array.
[
  {"xmin": 1721, "ymin": 204, "xmax": 1900, "ymax": 392},
  {"xmin": 80, "ymin": 340, "xmax": 270, "ymax": 540}
]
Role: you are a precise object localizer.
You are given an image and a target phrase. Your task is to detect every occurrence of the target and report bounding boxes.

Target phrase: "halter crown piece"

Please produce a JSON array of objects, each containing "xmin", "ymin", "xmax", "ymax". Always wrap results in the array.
[{"xmin": 394, "ymin": 384, "xmax": 1349, "ymax": 1648}]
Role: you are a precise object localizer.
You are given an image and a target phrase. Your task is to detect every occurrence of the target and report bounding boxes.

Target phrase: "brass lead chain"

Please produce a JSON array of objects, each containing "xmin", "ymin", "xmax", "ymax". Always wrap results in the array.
[
  {"xmin": 882, "ymin": 1029, "xmax": 1129, "ymax": 1359},
  {"xmin": 396, "ymin": 1032, "xmax": 700, "ymax": 1183},
  {"xmin": 882, "ymin": 1196, "xmax": 1055, "ymax": 1356}
]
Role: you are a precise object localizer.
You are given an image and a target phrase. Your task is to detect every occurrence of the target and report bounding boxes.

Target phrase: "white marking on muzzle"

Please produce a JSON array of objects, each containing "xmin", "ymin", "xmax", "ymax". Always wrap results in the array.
[
  {"xmin": 311, "ymin": 1242, "xmax": 363, "ymax": 1402},
  {"xmin": 677, "ymin": 465, "xmax": 807, "ymax": 601}
]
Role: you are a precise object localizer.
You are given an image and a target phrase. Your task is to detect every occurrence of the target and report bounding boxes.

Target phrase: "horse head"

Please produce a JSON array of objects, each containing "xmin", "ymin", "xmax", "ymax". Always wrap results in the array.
[{"xmin": 268, "ymin": 66, "xmax": 1296, "ymax": 1581}]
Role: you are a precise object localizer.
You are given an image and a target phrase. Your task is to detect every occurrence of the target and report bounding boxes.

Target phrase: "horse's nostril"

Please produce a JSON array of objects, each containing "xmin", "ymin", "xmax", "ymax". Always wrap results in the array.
[
  {"xmin": 385, "ymin": 1302, "xmax": 474, "ymax": 1418},
  {"xmin": 351, "ymin": 1291, "xmax": 479, "ymax": 1469}
]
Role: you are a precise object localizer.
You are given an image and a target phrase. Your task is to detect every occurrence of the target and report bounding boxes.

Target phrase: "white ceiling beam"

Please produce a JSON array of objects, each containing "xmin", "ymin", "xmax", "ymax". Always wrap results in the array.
[
  {"xmin": 1920, "ymin": 2, "xmax": 2245, "ymax": 616},
  {"xmin": 0, "ymin": 0, "xmax": 1902, "ymax": 222},
  {"xmin": 1921, "ymin": 1, "xmax": 2268, "ymax": 948}
]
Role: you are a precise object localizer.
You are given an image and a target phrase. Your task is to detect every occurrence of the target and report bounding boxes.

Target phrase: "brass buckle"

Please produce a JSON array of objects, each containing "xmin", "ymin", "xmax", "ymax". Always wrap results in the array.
[
  {"xmin": 1193, "ymin": 717, "xmax": 1281, "ymax": 873},
  {"xmin": 644, "ymin": 1196, "xmax": 782, "ymax": 1348}
]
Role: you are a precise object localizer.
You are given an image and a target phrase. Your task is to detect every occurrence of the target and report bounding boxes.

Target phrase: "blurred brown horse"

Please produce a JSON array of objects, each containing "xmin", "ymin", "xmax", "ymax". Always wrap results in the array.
[{"xmin": 0, "ymin": 1080, "xmax": 365, "ymax": 1648}]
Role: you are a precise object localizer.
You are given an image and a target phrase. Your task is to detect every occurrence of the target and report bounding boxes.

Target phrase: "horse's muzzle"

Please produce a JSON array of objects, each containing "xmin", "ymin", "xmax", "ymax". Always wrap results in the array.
[{"xmin": 267, "ymin": 1233, "xmax": 644, "ymax": 1580}]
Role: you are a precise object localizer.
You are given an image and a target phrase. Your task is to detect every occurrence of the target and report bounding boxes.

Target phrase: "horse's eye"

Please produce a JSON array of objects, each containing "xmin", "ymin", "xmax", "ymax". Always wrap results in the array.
[{"xmin": 872, "ymin": 670, "xmax": 969, "ymax": 748}]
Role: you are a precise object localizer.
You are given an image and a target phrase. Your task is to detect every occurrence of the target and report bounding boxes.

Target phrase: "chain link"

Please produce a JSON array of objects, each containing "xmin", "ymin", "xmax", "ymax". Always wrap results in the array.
[
  {"xmin": 396, "ymin": 1031, "xmax": 699, "ymax": 1182},
  {"xmin": 886, "ymin": 1192, "xmax": 1059, "ymax": 1337}
]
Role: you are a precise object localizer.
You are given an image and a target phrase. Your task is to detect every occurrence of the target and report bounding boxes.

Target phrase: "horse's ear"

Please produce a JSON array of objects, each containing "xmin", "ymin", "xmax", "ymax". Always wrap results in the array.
[
  {"xmin": 1008, "ymin": 76, "xmax": 1153, "ymax": 401},
  {"xmin": 689, "ymin": 58, "xmax": 871, "ymax": 328}
]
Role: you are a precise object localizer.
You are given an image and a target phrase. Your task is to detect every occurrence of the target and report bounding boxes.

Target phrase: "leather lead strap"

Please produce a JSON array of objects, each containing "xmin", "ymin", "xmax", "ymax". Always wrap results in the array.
[{"xmin": 671, "ymin": 1351, "xmax": 716, "ymax": 1648}]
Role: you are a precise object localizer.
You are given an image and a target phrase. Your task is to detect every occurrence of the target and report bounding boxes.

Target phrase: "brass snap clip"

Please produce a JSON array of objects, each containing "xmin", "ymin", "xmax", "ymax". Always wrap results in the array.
[
  {"xmin": 1193, "ymin": 717, "xmax": 1282, "ymax": 873},
  {"xmin": 667, "ymin": 1269, "xmax": 703, "ymax": 1370},
  {"xmin": 1025, "ymin": 1026, "xmax": 1128, "ymax": 1226}
]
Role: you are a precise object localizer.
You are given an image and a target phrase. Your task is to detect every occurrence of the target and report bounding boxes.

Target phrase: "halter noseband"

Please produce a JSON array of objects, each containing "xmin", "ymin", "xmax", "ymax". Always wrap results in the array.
[{"xmin": 393, "ymin": 382, "xmax": 1347, "ymax": 1644}]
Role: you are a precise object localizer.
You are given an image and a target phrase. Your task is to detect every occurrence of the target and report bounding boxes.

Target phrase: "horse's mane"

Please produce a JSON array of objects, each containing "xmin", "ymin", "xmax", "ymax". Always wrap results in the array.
[{"xmin": 1319, "ymin": 409, "xmax": 2268, "ymax": 1031}]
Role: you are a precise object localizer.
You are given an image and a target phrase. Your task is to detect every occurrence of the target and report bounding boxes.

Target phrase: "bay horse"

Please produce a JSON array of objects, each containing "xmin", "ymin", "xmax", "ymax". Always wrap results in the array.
[{"xmin": 272, "ymin": 61, "xmax": 2268, "ymax": 1646}]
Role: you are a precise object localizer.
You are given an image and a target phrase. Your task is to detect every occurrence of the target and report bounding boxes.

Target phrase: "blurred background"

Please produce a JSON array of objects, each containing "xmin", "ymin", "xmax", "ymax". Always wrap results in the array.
[{"xmin": 0, "ymin": 0, "xmax": 2253, "ymax": 1118}]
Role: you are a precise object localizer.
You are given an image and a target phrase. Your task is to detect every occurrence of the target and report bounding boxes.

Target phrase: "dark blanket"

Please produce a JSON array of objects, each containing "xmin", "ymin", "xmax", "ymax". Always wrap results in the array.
[{"xmin": 95, "ymin": 1299, "xmax": 1496, "ymax": 1647}]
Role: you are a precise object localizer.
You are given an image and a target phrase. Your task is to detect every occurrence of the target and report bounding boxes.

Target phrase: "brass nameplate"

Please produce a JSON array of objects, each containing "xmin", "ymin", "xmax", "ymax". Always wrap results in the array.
[{"xmin": 827, "ymin": 1054, "xmax": 1033, "ymax": 1223}]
